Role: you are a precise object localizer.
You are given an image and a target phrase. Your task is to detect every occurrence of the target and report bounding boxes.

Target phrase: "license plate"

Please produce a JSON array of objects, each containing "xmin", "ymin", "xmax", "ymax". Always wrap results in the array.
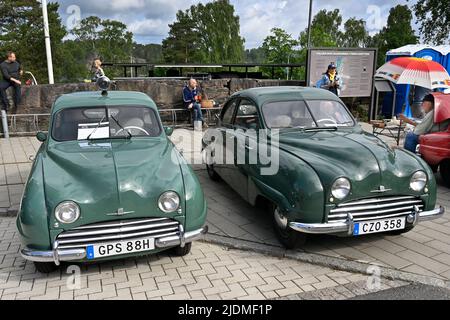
[
  {"xmin": 353, "ymin": 217, "xmax": 406, "ymax": 236},
  {"xmin": 86, "ymin": 237, "xmax": 155, "ymax": 260}
]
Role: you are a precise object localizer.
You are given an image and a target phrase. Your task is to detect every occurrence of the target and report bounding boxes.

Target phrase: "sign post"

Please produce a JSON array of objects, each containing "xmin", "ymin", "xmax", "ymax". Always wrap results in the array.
[{"xmin": 1, "ymin": 110, "xmax": 9, "ymax": 139}]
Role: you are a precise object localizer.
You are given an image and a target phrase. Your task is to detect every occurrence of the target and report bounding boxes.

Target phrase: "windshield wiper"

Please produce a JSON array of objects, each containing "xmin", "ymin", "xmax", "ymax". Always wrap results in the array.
[
  {"xmin": 110, "ymin": 115, "xmax": 132, "ymax": 139},
  {"xmin": 87, "ymin": 116, "xmax": 107, "ymax": 140},
  {"xmin": 305, "ymin": 126, "xmax": 338, "ymax": 132}
]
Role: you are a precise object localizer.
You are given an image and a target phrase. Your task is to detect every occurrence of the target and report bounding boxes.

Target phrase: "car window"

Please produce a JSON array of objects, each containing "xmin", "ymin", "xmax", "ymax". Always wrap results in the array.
[
  {"xmin": 263, "ymin": 101, "xmax": 316, "ymax": 129},
  {"xmin": 222, "ymin": 99, "xmax": 238, "ymax": 125},
  {"xmin": 307, "ymin": 100, "xmax": 355, "ymax": 127},
  {"xmin": 52, "ymin": 106, "xmax": 162, "ymax": 142},
  {"xmin": 234, "ymin": 99, "xmax": 259, "ymax": 130}
]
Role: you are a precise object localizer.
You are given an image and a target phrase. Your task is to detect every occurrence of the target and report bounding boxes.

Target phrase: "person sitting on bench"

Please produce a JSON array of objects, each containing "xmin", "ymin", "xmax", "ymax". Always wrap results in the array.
[{"xmin": 183, "ymin": 79, "xmax": 207, "ymax": 128}]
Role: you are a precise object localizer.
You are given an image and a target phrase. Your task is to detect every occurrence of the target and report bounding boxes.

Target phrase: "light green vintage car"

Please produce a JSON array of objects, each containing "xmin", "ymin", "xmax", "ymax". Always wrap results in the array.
[{"xmin": 17, "ymin": 82, "xmax": 207, "ymax": 273}]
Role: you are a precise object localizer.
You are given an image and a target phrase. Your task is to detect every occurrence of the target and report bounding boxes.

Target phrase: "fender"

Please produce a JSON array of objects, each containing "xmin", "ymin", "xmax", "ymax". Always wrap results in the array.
[
  {"xmin": 17, "ymin": 154, "xmax": 52, "ymax": 250},
  {"xmin": 175, "ymin": 149, "xmax": 207, "ymax": 233}
]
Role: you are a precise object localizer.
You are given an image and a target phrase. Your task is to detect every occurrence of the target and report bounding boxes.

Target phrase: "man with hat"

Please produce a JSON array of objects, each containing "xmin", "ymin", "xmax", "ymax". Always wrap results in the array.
[
  {"xmin": 400, "ymin": 94, "xmax": 450, "ymax": 153},
  {"xmin": 316, "ymin": 63, "xmax": 341, "ymax": 96}
]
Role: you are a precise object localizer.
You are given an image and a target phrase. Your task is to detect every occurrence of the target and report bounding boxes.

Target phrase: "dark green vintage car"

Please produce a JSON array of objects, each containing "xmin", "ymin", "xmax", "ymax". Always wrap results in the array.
[
  {"xmin": 202, "ymin": 87, "xmax": 444, "ymax": 249},
  {"xmin": 17, "ymin": 85, "xmax": 207, "ymax": 272}
]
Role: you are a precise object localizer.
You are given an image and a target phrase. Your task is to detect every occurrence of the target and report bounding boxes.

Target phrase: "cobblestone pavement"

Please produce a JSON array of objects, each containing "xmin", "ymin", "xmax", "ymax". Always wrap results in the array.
[
  {"xmin": 0, "ymin": 216, "xmax": 407, "ymax": 300},
  {"xmin": 0, "ymin": 130, "xmax": 449, "ymax": 300}
]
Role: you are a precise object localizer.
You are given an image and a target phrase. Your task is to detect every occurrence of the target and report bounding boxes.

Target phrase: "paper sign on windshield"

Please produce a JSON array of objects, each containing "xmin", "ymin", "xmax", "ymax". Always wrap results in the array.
[{"xmin": 77, "ymin": 122, "xmax": 110, "ymax": 140}]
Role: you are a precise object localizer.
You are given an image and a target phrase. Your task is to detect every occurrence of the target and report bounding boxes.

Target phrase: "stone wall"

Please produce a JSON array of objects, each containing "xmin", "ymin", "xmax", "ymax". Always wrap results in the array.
[{"xmin": 5, "ymin": 78, "xmax": 304, "ymax": 114}]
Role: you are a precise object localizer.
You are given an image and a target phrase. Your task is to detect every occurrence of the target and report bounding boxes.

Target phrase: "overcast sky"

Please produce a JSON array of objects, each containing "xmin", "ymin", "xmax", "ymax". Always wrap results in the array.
[{"xmin": 54, "ymin": 0, "xmax": 417, "ymax": 48}]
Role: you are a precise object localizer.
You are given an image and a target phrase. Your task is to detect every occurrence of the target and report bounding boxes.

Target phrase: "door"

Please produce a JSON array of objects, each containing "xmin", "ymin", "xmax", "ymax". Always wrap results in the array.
[
  {"xmin": 229, "ymin": 99, "xmax": 261, "ymax": 200},
  {"xmin": 212, "ymin": 98, "xmax": 238, "ymax": 185}
]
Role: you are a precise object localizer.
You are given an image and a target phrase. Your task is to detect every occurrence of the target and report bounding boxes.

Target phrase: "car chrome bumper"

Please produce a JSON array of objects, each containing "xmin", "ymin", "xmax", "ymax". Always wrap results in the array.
[
  {"xmin": 21, "ymin": 226, "xmax": 208, "ymax": 265},
  {"xmin": 289, "ymin": 207, "xmax": 445, "ymax": 235}
]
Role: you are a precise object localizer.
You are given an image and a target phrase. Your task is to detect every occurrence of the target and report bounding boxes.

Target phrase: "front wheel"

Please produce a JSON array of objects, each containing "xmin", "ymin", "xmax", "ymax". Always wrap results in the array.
[
  {"xmin": 171, "ymin": 243, "xmax": 192, "ymax": 256},
  {"xmin": 271, "ymin": 205, "xmax": 307, "ymax": 249},
  {"xmin": 440, "ymin": 160, "xmax": 450, "ymax": 188},
  {"xmin": 34, "ymin": 262, "xmax": 58, "ymax": 273}
]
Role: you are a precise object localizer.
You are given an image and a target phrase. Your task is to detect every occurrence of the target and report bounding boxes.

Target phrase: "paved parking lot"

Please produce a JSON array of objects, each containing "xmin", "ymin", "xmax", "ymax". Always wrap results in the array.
[{"xmin": 0, "ymin": 130, "xmax": 450, "ymax": 299}]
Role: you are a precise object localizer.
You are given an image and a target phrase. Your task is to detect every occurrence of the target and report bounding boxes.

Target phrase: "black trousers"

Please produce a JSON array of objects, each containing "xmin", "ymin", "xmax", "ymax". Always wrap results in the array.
[{"xmin": 0, "ymin": 80, "xmax": 21, "ymax": 111}]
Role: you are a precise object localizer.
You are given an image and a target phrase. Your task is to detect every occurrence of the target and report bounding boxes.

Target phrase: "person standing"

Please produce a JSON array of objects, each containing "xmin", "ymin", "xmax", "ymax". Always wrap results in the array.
[
  {"xmin": 0, "ymin": 52, "xmax": 23, "ymax": 111},
  {"xmin": 316, "ymin": 63, "xmax": 341, "ymax": 96},
  {"xmin": 183, "ymin": 78, "xmax": 207, "ymax": 128}
]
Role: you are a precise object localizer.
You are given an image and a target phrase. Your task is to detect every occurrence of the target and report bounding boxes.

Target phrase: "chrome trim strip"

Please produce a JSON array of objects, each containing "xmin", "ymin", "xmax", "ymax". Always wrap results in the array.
[
  {"xmin": 418, "ymin": 206, "xmax": 445, "ymax": 222},
  {"xmin": 58, "ymin": 221, "xmax": 179, "ymax": 238},
  {"xmin": 329, "ymin": 205, "xmax": 424, "ymax": 219},
  {"xmin": 328, "ymin": 211, "xmax": 413, "ymax": 223},
  {"xmin": 336, "ymin": 196, "xmax": 416, "ymax": 207},
  {"xmin": 71, "ymin": 218, "xmax": 170, "ymax": 230},
  {"xmin": 57, "ymin": 226, "xmax": 180, "ymax": 244},
  {"xmin": 330, "ymin": 200, "xmax": 423, "ymax": 213}
]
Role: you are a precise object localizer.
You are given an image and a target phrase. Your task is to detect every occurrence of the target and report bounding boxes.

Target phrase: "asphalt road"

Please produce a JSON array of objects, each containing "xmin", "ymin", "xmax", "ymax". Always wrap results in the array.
[{"xmin": 351, "ymin": 284, "xmax": 450, "ymax": 300}]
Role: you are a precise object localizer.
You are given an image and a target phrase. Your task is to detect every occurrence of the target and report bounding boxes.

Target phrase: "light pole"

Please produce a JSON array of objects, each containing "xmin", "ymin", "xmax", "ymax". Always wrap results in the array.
[
  {"xmin": 307, "ymin": 0, "xmax": 313, "ymax": 48},
  {"xmin": 41, "ymin": 0, "xmax": 55, "ymax": 84}
]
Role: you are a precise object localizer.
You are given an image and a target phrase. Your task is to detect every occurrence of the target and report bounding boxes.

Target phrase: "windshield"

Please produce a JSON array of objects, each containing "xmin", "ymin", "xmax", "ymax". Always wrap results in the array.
[
  {"xmin": 52, "ymin": 105, "xmax": 162, "ymax": 142},
  {"xmin": 262, "ymin": 100, "xmax": 354, "ymax": 129}
]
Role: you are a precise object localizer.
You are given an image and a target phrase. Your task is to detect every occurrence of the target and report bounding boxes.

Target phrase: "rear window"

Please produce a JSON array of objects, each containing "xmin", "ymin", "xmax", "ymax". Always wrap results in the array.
[{"xmin": 52, "ymin": 106, "xmax": 162, "ymax": 142}]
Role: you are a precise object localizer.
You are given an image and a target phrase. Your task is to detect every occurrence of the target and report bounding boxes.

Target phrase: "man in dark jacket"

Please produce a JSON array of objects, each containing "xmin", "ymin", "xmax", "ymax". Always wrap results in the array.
[
  {"xmin": 183, "ymin": 78, "xmax": 207, "ymax": 128},
  {"xmin": 0, "ymin": 52, "xmax": 23, "ymax": 111}
]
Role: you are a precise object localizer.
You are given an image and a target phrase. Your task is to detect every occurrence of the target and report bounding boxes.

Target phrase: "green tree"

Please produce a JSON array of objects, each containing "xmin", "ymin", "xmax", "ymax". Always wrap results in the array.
[
  {"xmin": 245, "ymin": 47, "xmax": 266, "ymax": 63},
  {"xmin": 299, "ymin": 9, "xmax": 342, "ymax": 48},
  {"xmin": 412, "ymin": 0, "xmax": 450, "ymax": 45},
  {"xmin": 133, "ymin": 44, "xmax": 163, "ymax": 63},
  {"xmin": 262, "ymin": 28, "xmax": 299, "ymax": 79},
  {"xmin": 342, "ymin": 18, "xmax": 369, "ymax": 48},
  {"xmin": 71, "ymin": 17, "xmax": 134, "ymax": 78},
  {"xmin": 162, "ymin": 0, "xmax": 245, "ymax": 63},
  {"xmin": 162, "ymin": 10, "xmax": 202, "ymax": 63},
  {"xmin": 0, "ymin": 1, "xmax": 67, "ymax": 84},
  {"xmin": 369, "ymin": 5, "xmax": 418, "ymax": 66}
]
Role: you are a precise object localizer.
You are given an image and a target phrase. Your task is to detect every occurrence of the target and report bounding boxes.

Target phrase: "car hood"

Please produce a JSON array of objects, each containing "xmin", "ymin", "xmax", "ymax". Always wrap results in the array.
[
  {"xmin": 279, "ymin": 129, "xmax": 427, "ymax": 198},
  {"xmin": 42, "ymin": 138, "xmax": 184, "ymax": 227}
]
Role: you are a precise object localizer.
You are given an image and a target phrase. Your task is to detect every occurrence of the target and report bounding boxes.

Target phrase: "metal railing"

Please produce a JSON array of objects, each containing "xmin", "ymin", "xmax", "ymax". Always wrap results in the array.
[{"xmin": 0, "ymin": 107, "xmax": 222, "ymax": 137}]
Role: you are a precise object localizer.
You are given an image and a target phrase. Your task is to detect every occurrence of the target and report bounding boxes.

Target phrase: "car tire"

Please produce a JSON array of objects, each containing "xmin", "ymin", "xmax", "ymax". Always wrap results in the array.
[
  {"xmin": 440, "ymin": 160, "xmax": 450, "ymax": 187},
  {"xmin": 34, "ymin": 262, "xmax": 58, "ymax": 273},
  {"xmin": 271, "ymin": 204, "xmax": 307, "ymax": 249},
  {"xmin": 206, "ymin": 164, "xmax": 221, "ymax": 181},
  {"xmin": 171, "ymin": 243, "xmax": 192, "ymax": 256}
]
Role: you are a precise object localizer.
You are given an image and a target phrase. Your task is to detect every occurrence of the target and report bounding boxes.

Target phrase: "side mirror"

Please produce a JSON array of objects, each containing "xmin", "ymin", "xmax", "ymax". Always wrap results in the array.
[
  {"xmin": 36, "ymin": 132, "xmax": 47, "ymax": 142},
  {"xmin": 164, "ymin": 126, "xmax": 174, "ymax": 137},
  {"xmin": 215, "ymin": 113, "xmax": 221, "ymax": 125}
]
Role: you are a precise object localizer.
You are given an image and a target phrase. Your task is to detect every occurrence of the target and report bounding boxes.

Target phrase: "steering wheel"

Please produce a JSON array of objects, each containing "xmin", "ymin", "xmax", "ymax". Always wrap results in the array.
[
  {"xmin": 317, "ymin": 118, "xmax": 338, "ymax": 126},
  {"xmin": 115, "ymin": 126, "xmax": 150, "ymax": 136}
]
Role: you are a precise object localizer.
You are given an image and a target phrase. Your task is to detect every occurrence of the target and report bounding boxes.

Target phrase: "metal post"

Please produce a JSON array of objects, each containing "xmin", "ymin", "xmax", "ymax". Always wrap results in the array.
[
  {"xmin": 307, "ymin": 0, "xmax": 314, "ymax": 48},
  {"xmin": 41, "ymin": 0, "xmax": 54, "ymax": 84},
  {"xmin": 1, "ymin": 110, "xmax": 9, "ymax": 139}
]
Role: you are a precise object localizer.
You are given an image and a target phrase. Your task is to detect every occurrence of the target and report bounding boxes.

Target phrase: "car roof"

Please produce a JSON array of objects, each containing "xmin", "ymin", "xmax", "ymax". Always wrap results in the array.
[
  {"xmin": 52, "ymin": 91, "xmax": 158, "ymax": 113},
  {"xmin": 231, "ymin": 86, "xmax": 342, "ymax": 105}
]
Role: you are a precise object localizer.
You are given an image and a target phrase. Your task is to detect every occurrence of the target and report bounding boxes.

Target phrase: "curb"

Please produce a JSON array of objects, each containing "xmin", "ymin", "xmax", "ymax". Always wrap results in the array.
[
  {"xmin": 0, "ymin": 207, "xmax": 18, "ymax": 217},
  {"xmin": 202, "ymin": 233, "xmax": 450, "ymax": 290}
]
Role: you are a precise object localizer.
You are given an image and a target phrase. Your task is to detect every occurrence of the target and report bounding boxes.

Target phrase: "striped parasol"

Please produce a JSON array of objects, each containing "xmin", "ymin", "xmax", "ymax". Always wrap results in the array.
[{"xmin": 375, "ymin": 57, "xmax": 450, "ymax": 90}]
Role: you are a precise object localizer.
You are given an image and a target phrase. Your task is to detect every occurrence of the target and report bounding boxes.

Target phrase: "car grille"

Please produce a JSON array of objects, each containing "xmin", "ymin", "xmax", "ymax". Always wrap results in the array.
[
  {"xmin": 328, "ymin": 196, "xmax": 424, "ymax": 223},
  {"xmin": 56, "ymin": 218, "xmax": 180, "ymax": 250}
]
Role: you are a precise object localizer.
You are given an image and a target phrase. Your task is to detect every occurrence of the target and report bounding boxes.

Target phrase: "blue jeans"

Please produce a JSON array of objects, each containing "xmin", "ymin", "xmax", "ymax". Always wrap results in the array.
[
  {"xmin": 192, "ymin": 103, "xmax": 204, "ymax": 122},
  {"xmin": 404, "ymin": 132, "xmax": 419, "ymax": 153}
]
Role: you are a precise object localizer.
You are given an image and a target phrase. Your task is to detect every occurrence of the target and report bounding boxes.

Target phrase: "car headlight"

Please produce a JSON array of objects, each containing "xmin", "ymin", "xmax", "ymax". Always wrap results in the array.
[
  {"xmin": 158, "ymin": 191, "xmax": 180, "ymax": 213},
  {"xmin": 410, "ymin": 171, "xmax": 427, "ymax": 192},
  {"xmin": 331, "ymin": 178, "xmax": 351, "ymax": 200},
  {"xmin": 55, "ymin": 201, "xmax": 80, "ymax": 224}
]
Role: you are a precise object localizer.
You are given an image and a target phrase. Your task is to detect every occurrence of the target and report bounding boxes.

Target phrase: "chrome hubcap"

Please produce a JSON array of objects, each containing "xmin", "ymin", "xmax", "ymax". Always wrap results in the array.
[{"xmin": 274, "ymin": 208, "xmax": 288, "ymax": 230}]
